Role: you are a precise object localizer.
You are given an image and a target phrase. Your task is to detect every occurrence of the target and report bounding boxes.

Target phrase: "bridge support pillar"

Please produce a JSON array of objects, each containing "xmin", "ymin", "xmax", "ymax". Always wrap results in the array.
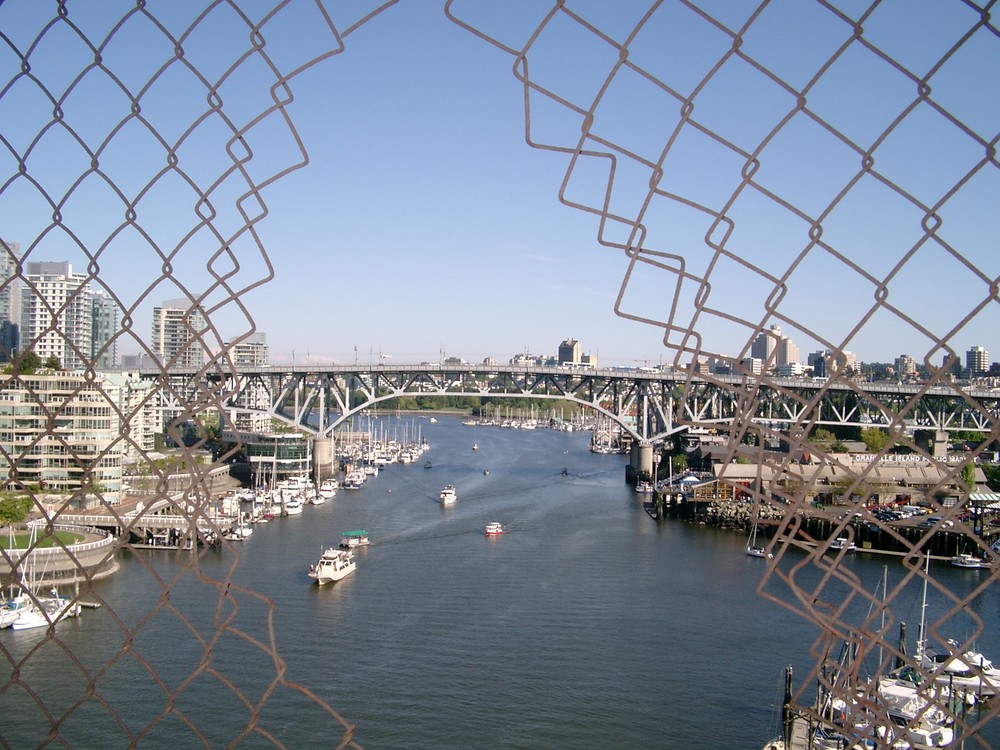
[
  {"xmin": 313, "ymin": 436, "xmax": 335, "ymax": 480},
  {"xmin": 625, "ymin": 442, "xmax": 654, "ymax": 485}
]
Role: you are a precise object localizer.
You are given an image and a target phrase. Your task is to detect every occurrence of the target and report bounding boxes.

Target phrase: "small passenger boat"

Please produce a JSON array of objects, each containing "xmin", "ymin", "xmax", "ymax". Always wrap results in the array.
[
  {"xmin": 340, "ymin": 530, "xmax": 370, "ymax": 548},
  {"xmin": 828, "ymin": 534, "xmax": 856, "ymax": 553},
  {"xmin": 484, "ymin": 522, "xmax": 503, "ymax": 536},
  {"xmin": 308, "ymin": 548, "xmax": 356, "ymax": 585},
  {"xmin": 949, "ymin": 552, "xmax": 988, "ymax": 569}
]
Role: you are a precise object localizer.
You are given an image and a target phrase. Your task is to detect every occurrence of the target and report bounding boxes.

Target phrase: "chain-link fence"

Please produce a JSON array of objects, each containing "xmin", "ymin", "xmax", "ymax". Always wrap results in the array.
[{"xmin": 1, "ymin": 1, "xmax": 997, "ymax": 747}]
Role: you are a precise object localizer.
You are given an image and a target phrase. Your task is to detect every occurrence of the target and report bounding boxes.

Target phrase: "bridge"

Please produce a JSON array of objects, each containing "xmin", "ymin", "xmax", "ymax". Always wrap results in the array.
[{"xmin": 144, "ymin": 363, "xmax": 1000, "ymax": 445}]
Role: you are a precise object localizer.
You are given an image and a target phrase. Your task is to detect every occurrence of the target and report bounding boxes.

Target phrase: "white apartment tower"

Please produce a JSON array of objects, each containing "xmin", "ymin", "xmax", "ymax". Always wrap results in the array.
[
  {"xmin": 151, "ymin": 298, "xmax": 207, "ymax": 368},
  {"xmin": 0, "ymin": 372, "xmax": 124, "ymax": 506},
  {"xmin": 966, "ymin": 345, "xmax": 988, "ymax": 376},
  {"xmin": 19, "ymin": 261, "xmax": 117, "ymax": 370},
  {"xmin": 228, "ymin": 332, "xmax": 269, "ymax": 367}
]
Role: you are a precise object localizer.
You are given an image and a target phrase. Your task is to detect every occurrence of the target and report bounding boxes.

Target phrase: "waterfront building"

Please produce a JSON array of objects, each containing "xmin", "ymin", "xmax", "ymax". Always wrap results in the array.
[
  {"xmin": 0, "ymin": 371, "xmax": 124, "ymax": 506},
  {"xmin": 741, "ymin": 357, "xmax": 763, "ymax": 375},
  {"xmin": 967, "ymin": 345, "xmax": 989, "ymax": 376},
  {"xmin": 238, "ymin": 431, "xmax": 311, "ymax": 485},
  {"xmin": 151, "ymin": 298, "xmax": 207, "ymax": 368},
  {"xmin": 0, "ymin": 240, "xmax": 20, "ymax": 361},
  {"xmin": 19, "ymin": 261, "xmax": 118, "ymax": 370}
]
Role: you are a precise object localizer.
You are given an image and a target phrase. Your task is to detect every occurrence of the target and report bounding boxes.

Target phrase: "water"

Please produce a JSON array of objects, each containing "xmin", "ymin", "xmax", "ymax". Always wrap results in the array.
[{"xmin": 2, "ymin": 416, "xmax": 998, "ymax": 748}]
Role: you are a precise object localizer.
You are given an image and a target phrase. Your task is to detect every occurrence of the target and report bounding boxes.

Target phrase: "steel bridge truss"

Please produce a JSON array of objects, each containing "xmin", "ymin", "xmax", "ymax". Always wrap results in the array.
[{"xmin": 153, "ymin": 365, "xmax": 1000, "ymax": 446}]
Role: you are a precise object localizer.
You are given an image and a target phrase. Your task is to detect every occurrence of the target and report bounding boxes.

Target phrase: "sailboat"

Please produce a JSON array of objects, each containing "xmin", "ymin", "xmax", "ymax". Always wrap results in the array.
[{"xmin": 746, "ymin": 509, "xmax": 772, "ymax": 559}]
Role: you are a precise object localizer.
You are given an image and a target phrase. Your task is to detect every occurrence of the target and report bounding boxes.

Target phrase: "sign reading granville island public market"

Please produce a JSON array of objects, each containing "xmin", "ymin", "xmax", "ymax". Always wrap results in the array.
[{"xmin": 850, "ymin": 453, "xmax": 969, "ymax": 464}]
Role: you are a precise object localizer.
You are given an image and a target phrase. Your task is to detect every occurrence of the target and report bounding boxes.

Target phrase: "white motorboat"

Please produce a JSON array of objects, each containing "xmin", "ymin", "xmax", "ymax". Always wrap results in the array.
[
  {"xmin": 223, "ymin": 522, "xmax": 254, "ymax": 541},
  {"xmin": 340, "ymin": 530, "xmax": 370, "ymax": 548},
  {"xmin": 439, "ymin": 484, "xmax": 457, "ymax": 505},
  {"xmin": 635, "ymin": 480, "xmax": 654, "ymax": 494},
  {"xmin": 318, "ymin": 479, "xmax": 338, "ymax": 499},
  {"xmin": 828, "ymin": 534, "xmax": 857, "ymax": 553},
  {"xmin": 283, "ymin": 496, "xmax": 304, "ymax": 515},
  {"xmin": 308, "ymin": 547, "xmax": 356, "ymax": 585},
  {"xmin": 949, "ymin": 552, "xmax": 988, "ymax": 569},
  {"xmin": 921, "ymin": 644, "xmax": 1000, "ymax": 696},
  {"xmin": 485, "ymin": 522, "xmax": 503, "ymax": 536},
  {"xmin": 342, "ymin": 471, "xmax": 366, "ymax": 489}
]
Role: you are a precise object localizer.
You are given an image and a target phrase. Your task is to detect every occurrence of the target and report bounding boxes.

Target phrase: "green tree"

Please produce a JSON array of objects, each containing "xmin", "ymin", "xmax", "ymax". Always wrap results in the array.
[
  {"xmin": 11, "ymin": 350, "xmax": 40, "ymax": 375},
  {"xmin": 0, "ymin": 496, "xmax": 34, "ymax": 525},
  {"xmin": 982, "ymin": 464, "xmax": 1000, "ymax": 492},
  {"xmin": 43, "ymin": 354, "xmax": 61, "ymax": 370},
  {"xmin": 959, "ymin": 461, "xmax": 976, "ymax": 490},
  {"xmin": 861, "ymin": 427, "xmax": 892, "ymax": 452}
]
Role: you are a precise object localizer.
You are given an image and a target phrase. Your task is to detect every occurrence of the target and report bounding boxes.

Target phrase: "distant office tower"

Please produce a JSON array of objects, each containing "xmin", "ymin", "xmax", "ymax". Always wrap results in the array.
[
  {"xmin": 808, "ymin": 351, "xmax": 828, "ymax": 377},
  {"xmin": 151, "ymin": 298, "xmax": 208, "ymax": 368},
  {"xmin": 966, "ymin": 345, "xmax": 988, "ymax": 376},
  {"xmin": 228, "ymin": 332, "xmax": 269, "ymax": 367},
  {"xmin": 0, "ymin": 240, "xmax": 20, "ymax": 360},
  {"xmin": 895, "ymin": 354, "xmax": 917, "ymax": 377},
  {"xmin": 777, "ymin": 335, "xmax": 799, "ymax": 368},
  {"xmin": 19, "ymin": 261, "xmax": 117, "ymax": 370},
  {"xmin": 558, "ymin": 338, "xmax": 581, "ymax": 365},
  {"xmin": 751, "ymin": 325, "xmax": 780, "ymax": 364}
]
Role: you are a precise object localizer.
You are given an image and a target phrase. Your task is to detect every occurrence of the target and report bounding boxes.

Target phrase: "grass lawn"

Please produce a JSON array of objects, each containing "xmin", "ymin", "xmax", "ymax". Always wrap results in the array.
[{"xmin": 0, "ymin": 529, "xmax": 85, "ymax": 549}]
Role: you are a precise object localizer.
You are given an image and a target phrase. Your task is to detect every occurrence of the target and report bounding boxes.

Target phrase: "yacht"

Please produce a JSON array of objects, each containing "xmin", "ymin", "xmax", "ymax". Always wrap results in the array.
[
  {"xmin": 439, "ymin": 485, "xmax": 457, "ymax": 505},
  {"xmin": 308, "ymin": 548, "xmax": 356, "ymax": 585}
]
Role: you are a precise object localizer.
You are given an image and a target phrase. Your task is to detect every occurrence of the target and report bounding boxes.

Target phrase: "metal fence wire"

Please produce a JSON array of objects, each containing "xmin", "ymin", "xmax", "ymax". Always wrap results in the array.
[{"xmin": 0, "ymin": 1, "xmax": 997, "ymax": 747}]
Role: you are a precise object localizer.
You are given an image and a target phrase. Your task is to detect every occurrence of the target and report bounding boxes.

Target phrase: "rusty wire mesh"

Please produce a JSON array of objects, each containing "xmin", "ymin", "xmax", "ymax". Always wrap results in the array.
[
  {"xmin": 0, "ymin": 0, "xmax": 997, "ymax": 747},
  {"xmin": 447, "ymin": 0, "xmax": 1000, "ymax": 745}
]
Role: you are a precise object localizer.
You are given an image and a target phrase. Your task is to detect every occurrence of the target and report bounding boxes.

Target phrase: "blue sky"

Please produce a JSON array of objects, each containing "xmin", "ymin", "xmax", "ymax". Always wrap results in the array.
[{"xmin": 0, "ymin": 0, "xmax": 996, "ymax": 369}]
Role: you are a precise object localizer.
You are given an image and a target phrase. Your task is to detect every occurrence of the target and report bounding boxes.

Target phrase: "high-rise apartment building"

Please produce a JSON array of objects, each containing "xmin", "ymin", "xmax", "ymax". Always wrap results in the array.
[
  {"xmin": 0, "ymin": 371, "xmax": 124, "ymax": 506},
  {"xmin": 151, "ymin": 298, "xmax": 207, "ymax": 368},
  {"xmin": 966, "ymin": 345, "xmax": 988, "ymax": 376},
  {"xmin": 228, "ymin": 332, "xmax": 269, "ymax": 367},
  {"xmin": 0, "ymin": 240, "xmax": 20, "ymax": 361},
  {"xmin": 895, "ymin": 354, "xmax": 917, "ymax": 378},
  {"xmin": 19, "ymin": 261, "xmax": 117, "ymax": 370}
]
